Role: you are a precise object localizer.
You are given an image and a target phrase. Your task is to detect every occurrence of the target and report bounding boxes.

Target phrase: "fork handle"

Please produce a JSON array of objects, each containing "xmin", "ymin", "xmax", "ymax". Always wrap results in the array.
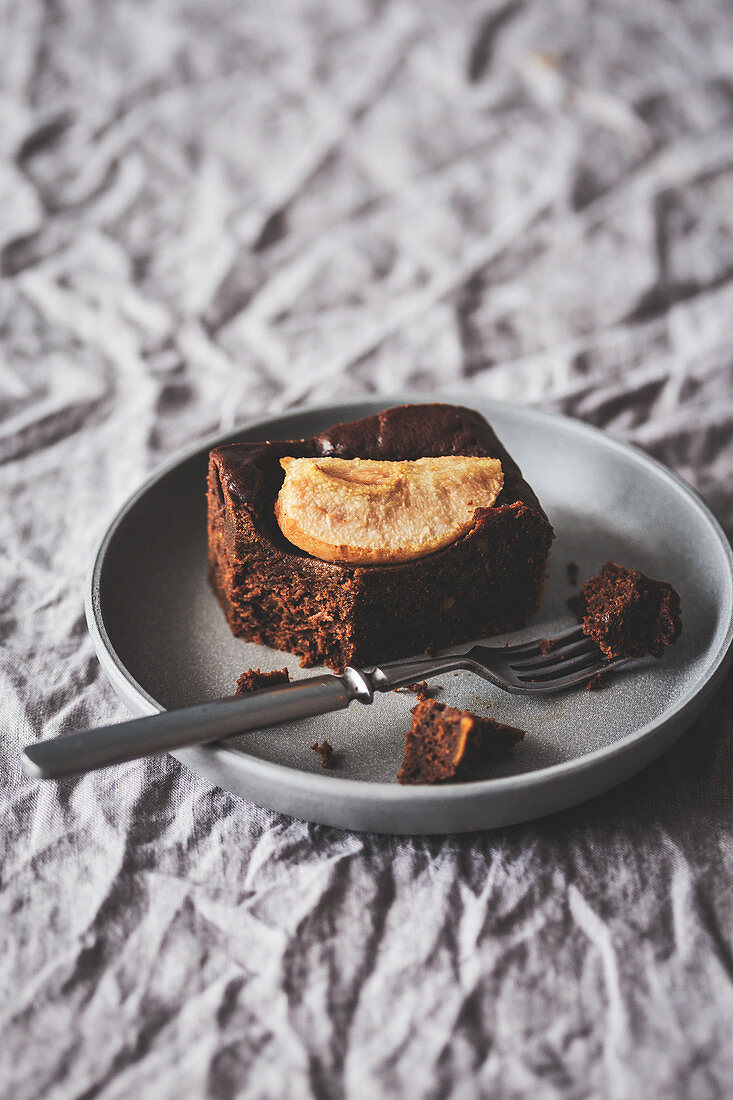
[
  {"xmin": 21, "ymin": 675, "xmax": 353, "ymax": 780},
  {"xmin": 21, "ymin": 652, "xmax": 476, "ymax": 780}
]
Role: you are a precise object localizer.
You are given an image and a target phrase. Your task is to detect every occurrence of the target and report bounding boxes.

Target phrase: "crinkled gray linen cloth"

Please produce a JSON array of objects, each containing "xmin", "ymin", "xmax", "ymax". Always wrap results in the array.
[{"xmin": 2, "ymin": 1, "xmax": 733, "ymax": 1097}]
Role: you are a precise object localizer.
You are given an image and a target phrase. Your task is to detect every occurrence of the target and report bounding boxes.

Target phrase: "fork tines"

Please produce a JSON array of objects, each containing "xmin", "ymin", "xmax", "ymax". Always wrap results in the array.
[{"xmin": 505, "ymin": 626, "xmax": 610, "ymax": 687}]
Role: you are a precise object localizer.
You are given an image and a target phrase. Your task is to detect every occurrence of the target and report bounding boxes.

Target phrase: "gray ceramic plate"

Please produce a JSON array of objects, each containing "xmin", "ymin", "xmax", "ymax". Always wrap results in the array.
[{"xmin": 86, "ymin": 396, "xmax": 733, "ymax": 834}]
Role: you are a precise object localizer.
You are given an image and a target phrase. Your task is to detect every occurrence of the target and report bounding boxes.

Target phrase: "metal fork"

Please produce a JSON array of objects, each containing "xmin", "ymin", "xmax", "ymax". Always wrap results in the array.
[{"xmin": 21, "ymin": 626, "xmax": 627, "ymax": 780}]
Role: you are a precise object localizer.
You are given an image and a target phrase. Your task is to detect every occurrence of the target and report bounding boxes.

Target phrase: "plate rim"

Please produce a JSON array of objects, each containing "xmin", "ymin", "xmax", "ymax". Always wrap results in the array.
[{"xmin": 85, "ymin": 393, "xmax": 733, "ymax": 807}]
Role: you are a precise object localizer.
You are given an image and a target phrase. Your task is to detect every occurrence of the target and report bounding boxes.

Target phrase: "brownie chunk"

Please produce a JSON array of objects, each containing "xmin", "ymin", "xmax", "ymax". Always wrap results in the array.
[
  {"xmin": 397, "ymin": 699, "xmax": 525, "ymax": 785},
  {"xmin": 235, "ymin": 667, "xmax": 290, "ymax": 695},
  {"xmin": 208, "ymin": 404, "xmax": 553, "ymax": 671},
  {"xmin": 576, "ymin": 561, "xmax": 682, "ymax": 659}
]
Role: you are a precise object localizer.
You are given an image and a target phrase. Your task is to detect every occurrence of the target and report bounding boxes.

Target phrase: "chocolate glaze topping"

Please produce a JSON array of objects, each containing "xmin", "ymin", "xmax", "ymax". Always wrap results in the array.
[{"xmin": 212, "ymin": 404, "xmax": 547, "ymax": 536}]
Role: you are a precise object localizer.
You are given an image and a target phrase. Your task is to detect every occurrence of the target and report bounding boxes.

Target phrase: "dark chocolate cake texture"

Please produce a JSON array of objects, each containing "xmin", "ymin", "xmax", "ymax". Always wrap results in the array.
[{"xmin": 575, "ymin": 561, "xmax": 682, "ymax": 659}]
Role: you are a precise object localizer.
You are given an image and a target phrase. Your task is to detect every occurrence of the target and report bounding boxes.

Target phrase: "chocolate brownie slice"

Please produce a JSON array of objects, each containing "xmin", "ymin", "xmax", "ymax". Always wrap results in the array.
[{"xmin": 208, "ymin": 404, "xmax": 553, "ymax": 671}]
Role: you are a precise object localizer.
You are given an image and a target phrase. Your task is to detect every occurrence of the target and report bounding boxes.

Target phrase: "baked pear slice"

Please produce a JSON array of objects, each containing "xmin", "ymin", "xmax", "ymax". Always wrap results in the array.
[{"xmin": 274, "ymin": 455, "xmax": 504, "ymax": 565}]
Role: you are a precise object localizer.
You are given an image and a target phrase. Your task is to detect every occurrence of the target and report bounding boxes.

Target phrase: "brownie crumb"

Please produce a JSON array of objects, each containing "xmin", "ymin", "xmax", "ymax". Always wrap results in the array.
[
  {"xmin": 577, "ymin": 561, "xmax": 682, "ymax": 659},
  {"xmin": 312, "ymin": 740, "xmax": 335, "ymax": 769},
  {"xmin": 538, "ymin": 637, "xmax": 561, "ymax": 655},
  {"xmin": 424, "ymin": 645, "xmax": 437, "ymax": 658},
  {"xmin": 235, "ymin": 667, "xmax": 290, "ymax": 694},
  {"xmin": 566, "ymin": 560, "xmax": 579, "ymax": 586},
  {"xmin": 395, "ymin": 681, "xmax": 441, "ymax": 701},
  {"xmin": 398, "ymin": 700, "xmax": 525, "ymax": 785},
  {"xmin": 586, "ymin": 672, "xmax": 606, "ymax": 691}
]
